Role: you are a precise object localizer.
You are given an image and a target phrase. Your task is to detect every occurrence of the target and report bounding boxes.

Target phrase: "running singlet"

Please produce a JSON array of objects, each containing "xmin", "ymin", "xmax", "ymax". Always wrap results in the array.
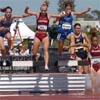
[
  {"xmin": 58, "ymin": 11, "xmax": 73, "ymax": 34},
  {"xmin": 36, "ymin": 13, "xmax": 49, "ymax": 41},
  {"xmin": 0, "ymin": 17, "xmax": 12, "ymax": 27},
  {"xmin": 90, "ymin": 44, "xmax": 100, "ymax": 57},
  {"xmin": 0, "ymin": 17, "xmax": 12, "ymax": 37},
  {"xmin": 74, "ymin": 33, "xmax": 87, "ymax": 59},
  {"xmin": 90, "ymin": 44, "xmax": 100, "ymax": 72},
  {"xmin": 75, "ymin": 33, "xmax": 84, "ymax": 50},
  {"xmin": 36, "ymin": 13, "xmax": 49, "ymax": 32}
]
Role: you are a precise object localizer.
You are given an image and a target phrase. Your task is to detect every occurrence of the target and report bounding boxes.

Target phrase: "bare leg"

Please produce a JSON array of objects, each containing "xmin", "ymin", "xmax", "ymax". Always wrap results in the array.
[
  {"xmin": 32, "ymin": 37, "xmax": 41, "ymax": 60},
  {"xmin": 67, "ymin": 34, "xmax": 75, "ymax": 59},
  {"xmin": 42, "ymin": 36, "xmax": 49, "ymax": 70},
  {"xmin": 83, "ymin": 65, "xmax": 89, "ymax": 74},
  {"xmin": 5, "ymin": 32, "xmax": 11, "ymax": 49},
  {"xmin": 0, "ymin": 37, "xmax": 6, "ymax": 65},
  {"xmin": 58, "ymin": 40, "xmax": 64, "ymax": 56},
  {"xmin": 58, "ymin": 33, "xmax": 74, "ymax": 57},
  {"xmin": 90, "ymin": 67, "xmax": 97, "ymax": 93},
  {"xmin": 97, "ymin": 70, "xmax": 100, "ymax": 93},
  {"xmin": 76, "ymin": 56, "xmax": 83, "ymax": 74}
]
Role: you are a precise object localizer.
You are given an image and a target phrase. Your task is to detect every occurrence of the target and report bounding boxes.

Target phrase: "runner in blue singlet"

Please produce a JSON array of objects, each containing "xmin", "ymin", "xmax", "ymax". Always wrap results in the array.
[
  {"xmin": 57, "ymin": 11, "xmax": 73, "ymax": 41},
  {"xmin": 53, "ymin": 2, "xmax": 91, "ymax": 57}
]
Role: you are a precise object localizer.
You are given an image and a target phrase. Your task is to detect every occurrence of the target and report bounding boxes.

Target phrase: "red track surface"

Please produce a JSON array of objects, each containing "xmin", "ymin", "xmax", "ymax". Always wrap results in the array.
[
  {"xmin": 0, "ymin": 92, "xmax": 100, "ymax": 100},
  {"xmin": 0, "ymin": 95, "xmax": 100, "ymax": 100}
]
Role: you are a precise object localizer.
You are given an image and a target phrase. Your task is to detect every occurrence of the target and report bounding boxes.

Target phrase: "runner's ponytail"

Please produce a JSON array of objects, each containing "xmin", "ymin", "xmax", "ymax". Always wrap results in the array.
[{"xmin": 42, "ymin": 0, "xmax": 49, "ymax": 7}]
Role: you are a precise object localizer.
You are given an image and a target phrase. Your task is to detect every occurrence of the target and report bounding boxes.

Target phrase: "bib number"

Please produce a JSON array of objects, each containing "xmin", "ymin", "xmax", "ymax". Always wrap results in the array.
[
  {"xmin": 62, "ymin": 23, "xmax": 71, "ymax": 30},
  {"xmin": 38, "ymin": 25, "xmax": 47, "ymax": 31},
  {"xmin": 91, "ymin": 57, "xmax": 100, "ymax": 64}
]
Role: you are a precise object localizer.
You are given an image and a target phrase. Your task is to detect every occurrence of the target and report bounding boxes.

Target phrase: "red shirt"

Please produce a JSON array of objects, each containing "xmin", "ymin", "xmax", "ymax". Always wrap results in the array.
[
  {"xmin": 90, "ymin": 44, "xmax": 100, "ymax": 57},
  {"xmin": 36, "ymin": 13, "xmax": 49, "ymax": 32}
]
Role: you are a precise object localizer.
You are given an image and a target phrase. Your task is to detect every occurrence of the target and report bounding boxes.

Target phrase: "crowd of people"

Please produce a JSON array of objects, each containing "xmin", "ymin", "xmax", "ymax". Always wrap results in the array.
[{"xmin": 0, "ymin": 0, "xmax": 100, "ymax": 93}]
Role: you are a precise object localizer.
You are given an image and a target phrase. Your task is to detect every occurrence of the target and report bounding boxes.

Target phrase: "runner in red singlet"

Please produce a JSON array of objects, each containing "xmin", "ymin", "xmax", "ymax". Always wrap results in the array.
[
  {"xmin": 89, "ymin": 33, "xmax": 100, "ymax": 93},
  {"xmin": 24, "ymin": 0, "xmax": 68, "ymax": 71}
]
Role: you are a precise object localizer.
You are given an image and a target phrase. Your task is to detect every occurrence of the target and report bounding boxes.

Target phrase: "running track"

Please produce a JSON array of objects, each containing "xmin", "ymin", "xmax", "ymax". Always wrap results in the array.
[
  {"xmin": 0, "ymin": 92, "xmax": 100, "ymax": 100},
  {"xmin": 0, "ymin": 95, "xmax": 100, "ymax": 100}
]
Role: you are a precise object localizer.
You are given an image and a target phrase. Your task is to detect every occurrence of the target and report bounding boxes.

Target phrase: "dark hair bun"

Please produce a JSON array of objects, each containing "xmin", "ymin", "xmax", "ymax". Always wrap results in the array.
[{"xmin": 90, "ymin": 27, "xmax": 97, "ymax": 35}]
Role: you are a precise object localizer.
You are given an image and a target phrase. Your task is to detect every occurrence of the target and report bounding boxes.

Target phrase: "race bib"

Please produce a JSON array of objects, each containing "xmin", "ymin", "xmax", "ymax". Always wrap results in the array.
[
  {"xmin": 38, "ymin": 25, "xmax": 47, "ymax": 31},
  {"xmin": 62, "ymin": 23, "xmax": 71, "ymax": 30},
  {"xmin": 91, "ymin": 57, "xmax": 100, "ymax": 64}
]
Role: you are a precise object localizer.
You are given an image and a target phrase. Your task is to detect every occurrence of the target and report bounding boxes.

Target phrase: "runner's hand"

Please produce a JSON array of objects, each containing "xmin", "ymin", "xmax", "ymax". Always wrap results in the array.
[
  {"xmin": 63, "ymin": 46, "xmax": 69, "ymax": 50},
  {"xmin": 87, "ymin": 7, "xmax": 91, "ymax": 11}
]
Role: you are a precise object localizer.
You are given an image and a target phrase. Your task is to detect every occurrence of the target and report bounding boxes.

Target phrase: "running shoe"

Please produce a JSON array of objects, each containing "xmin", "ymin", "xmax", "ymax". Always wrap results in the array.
[
  {"xmin": 3, "ymin": 60, "xmax": 6, "ymax": 66},
  {"xmin": 70, "ymin": 54, "xmax": 75, "ymax": 60}
]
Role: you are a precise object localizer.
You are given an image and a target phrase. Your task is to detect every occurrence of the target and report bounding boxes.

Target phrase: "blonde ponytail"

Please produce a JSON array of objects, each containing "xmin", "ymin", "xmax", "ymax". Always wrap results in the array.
[{"xmin": 42, "ymin": 0, "xmax": 49, "ymax": 7}]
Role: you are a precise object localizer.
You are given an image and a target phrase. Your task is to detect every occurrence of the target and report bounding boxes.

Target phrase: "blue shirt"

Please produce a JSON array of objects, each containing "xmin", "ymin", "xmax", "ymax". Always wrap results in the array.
[{"xmin": 58, "ymin": 11, "xmax": 73, "ymax": 35}]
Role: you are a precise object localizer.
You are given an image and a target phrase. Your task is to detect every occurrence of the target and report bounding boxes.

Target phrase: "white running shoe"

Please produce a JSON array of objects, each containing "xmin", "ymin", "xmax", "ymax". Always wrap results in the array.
[
  {"xmin": 3, "ymin": 60, "xmax": 6, "ymax": 66},
  {"xmin": 70, "ymin": 54, "xmax": 75, "ymax": 60},
  {"xmin": 45, "ymin": 66, "xmax": 49, "ymax": 71}
]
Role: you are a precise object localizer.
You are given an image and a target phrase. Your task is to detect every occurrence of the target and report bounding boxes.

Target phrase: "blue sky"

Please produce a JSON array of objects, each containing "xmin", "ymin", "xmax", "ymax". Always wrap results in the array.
[{"xmin": 0, "ymin": 0, "xmax": 100, "ymax": 23}]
